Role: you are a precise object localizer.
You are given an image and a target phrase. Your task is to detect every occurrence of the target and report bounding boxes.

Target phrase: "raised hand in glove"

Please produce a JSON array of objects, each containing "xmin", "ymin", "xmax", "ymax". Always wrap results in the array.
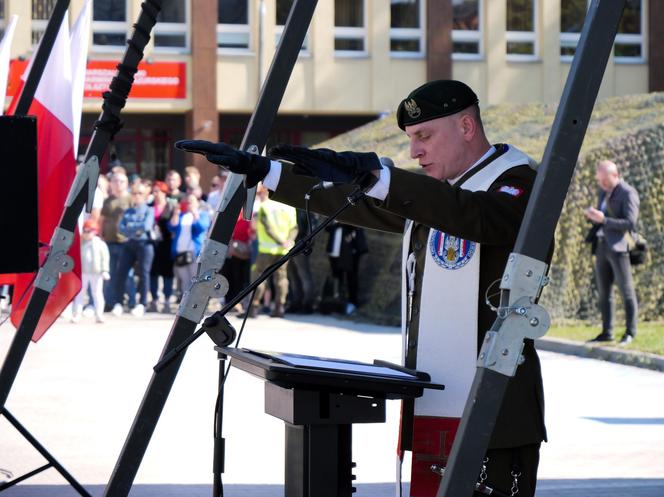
[
  {"xmin": 174, "ymin": 140, "xmax": 271, "ymax": 188},
  {"xmin": 268, "ymin": 145, "xmax": 382, "ymax": 186}
]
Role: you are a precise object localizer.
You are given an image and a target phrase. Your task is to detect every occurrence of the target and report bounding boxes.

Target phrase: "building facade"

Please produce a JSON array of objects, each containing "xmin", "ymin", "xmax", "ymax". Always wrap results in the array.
[{"xmin": 1, "ymin": 0, "xmax": 661, "ymax": 185}]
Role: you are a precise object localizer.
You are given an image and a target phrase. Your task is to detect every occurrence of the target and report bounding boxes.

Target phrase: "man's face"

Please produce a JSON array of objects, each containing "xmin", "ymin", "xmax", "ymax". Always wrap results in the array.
[
  {"xmin": 166, "ymin": 173, "xmax": 181, "ymax": 191},
  {"xmin": 595, "ymin": 162, "xmax": 619, "ymax": 191},
  {"xmin": 405, "ymin": 115, "xmax": 468, "ymax": 181},
  {"xmin": 110, "ymin": 174, "xmax": 128, "ymax": 196}
]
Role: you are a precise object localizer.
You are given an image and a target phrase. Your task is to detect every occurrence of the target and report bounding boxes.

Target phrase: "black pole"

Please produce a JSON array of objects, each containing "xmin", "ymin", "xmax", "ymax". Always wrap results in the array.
[
  {"xmin": 14, "ymin": 0, "xmax": 71, "ymax": 116},
  {"xmin": 0, "ymin": 0, "xmax": 163, "ymax": 415},
  {"xmin": 103, "ymin": 2, "xmax": 318, "ymax": 496},
  {"xmin": 437, "ymin": 2, "xmax": 627, "ymax": 497},
  {"xmin": 1, "ymin": 408, "xmax": 92, "ymax": 497}
]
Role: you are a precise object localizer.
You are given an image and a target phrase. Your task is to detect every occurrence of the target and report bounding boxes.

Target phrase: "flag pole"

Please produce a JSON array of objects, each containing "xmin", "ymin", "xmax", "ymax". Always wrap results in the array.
[
  {"xmin": 13, "ymin": 0, "xmax": 70, "ymax": 117},
  {"xmin": 0, "ymin": 0, "xmax": 162, "ymax": 411}
]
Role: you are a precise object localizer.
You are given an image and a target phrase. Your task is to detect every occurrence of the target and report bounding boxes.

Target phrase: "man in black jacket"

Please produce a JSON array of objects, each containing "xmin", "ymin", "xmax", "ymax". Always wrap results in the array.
[
  {"xmin": 585, "ymin": 159, "xmax": 640, "ymax": 344},
  {"xmin": 176, "ymin": 80, "xmax": 548, "ymax": 497}
]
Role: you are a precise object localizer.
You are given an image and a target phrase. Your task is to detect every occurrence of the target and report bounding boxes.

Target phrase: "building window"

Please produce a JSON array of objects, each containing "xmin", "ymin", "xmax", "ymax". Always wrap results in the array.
[
  {"xmin": 452, "ymin": 0, "xmax": 482, "ymax": 60},
  {"xmin": 390, "ymin": 0, "xmax": 425, "ymax": 58},
  {"xmin": 275, "ymin": 0, "xmax": 310, "ymax": 54},
  {"xmin": 334, "ymin": 0, "xmax": 367, "ymax": 57},
  {"xmin": 561, "ymin": 0, "xmax": 643, "ymax": 63},
  {"xmin": 506, "ymin": 0, "xmax": 537, "ymax": 60},
  {"xmin": 614, "ymin": 0, "xmax": 643, "ymax": 63},
  {"xmin": 32, "ymin": 0, "xmax": 57, "ymax": 46},
  {"xmin": 217, "ymin": 0, "xmax": 250, "ymax": 51},
  {"xmin": 0, "ymin": 0, "xmax": 6, "ymax": 37},
  {"xmin": 154, "ymin": 0, "xmax": 188, "ymax": 52},
  {"xmin": 93, "ymin": 0, "xmax": 128, "ymax": 50},
  {"xmin": 560, "ymin": 0, "xmax": 585, "ymax": 60}
]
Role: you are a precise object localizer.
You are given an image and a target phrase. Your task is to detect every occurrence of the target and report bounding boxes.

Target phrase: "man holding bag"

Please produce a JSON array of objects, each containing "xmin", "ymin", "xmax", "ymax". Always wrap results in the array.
[{"xmin": 585, "ymin": 159, "xmax": 640, "ymax": 345}]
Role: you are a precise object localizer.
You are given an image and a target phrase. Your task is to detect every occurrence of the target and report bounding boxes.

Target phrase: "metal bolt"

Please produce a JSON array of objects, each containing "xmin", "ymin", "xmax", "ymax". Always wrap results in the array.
[
  {"xmin": 501, "ymin": 349, "xmax": 509, "ymax": 356},
  {"xmin": 479, "ymin": 353, "xmax": 485, "ymax": 360},
  {"xmin": 525, "ymin": 270, "xmax": 533, "ymax": 277},
  {"xmin": 503, "ymin": 275, "xmax": 509, "ymax": 281},
  {"xmin": 509, "ymin": 255, "xmax": 515, "ymax": 262},
  {"xmin": 529, "ymin": 317, "xmax": 539, "ymax": 326},
  {"xmin": 214, "ymin": 283, "xmax": 221, "ymax": 290},
  {"xmin": 213, "ymin": 250, "xmax": 218, "ymax": 255},
  {"xmin": 193, "ymin": 304, "xmax": 198, "ymax": 308},
  {"xmin": 517, "ymin": 307, "xmax": 527, "ymax": 315}
]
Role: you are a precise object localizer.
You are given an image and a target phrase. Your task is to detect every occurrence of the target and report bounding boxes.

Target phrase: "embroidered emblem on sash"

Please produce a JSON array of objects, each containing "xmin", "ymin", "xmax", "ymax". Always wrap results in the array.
[
  {"xmin": 404, "ymin": 99, "xmax": 421, "ymax": 118},
  {"xmin": 430, "ymin": 230, "xmax": 476, "ymax": 270}
]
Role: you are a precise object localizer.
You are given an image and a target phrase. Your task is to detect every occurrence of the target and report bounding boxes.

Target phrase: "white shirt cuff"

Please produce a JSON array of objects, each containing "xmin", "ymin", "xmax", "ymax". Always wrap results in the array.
[
  {"xmin": 365, "ymin": 165, "xmax": 391, "ymax": 201},
  {"xmin": 262, "ymin": 160, "xmax": 282, "ymax": 191}
]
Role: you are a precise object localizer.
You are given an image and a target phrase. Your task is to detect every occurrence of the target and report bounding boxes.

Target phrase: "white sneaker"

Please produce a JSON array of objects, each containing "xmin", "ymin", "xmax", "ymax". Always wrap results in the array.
[
  {"xmin": 111, "ymin": 304, "xmax": 123, "ymax": 316},
  {"xmin": 130, "ymin": 304, "xmax": 145, "ymax": 317},
  {"xmin": 70, "ymin": 314, "xmax": 81, "ymax": 323},
  {"xmin": 82, "ymin": 306, "xmax": 95, "ymax": 318}
]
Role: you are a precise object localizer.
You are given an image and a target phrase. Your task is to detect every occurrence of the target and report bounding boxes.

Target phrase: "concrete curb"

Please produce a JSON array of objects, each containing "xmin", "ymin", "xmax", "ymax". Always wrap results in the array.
[{"xmin": 536, "ymin": 336, "xmax": 664, "ymax": 372}]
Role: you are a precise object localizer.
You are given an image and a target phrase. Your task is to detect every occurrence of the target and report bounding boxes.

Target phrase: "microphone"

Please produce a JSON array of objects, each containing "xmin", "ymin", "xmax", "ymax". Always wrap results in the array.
[{"xmin": 310, "ymin": 180, "xmax": 343, "ymax": 192}]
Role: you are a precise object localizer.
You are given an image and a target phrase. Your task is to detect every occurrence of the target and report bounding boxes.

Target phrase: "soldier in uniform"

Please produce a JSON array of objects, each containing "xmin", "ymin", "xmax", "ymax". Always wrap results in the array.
[{"xmin": 176, "ymin": 80, "xmax": 547, "ymax": 497}]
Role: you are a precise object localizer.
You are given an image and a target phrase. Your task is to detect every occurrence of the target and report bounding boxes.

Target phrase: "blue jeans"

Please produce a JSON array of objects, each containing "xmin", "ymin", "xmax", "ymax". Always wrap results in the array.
[
  {"xmin": 114, "ymin": 240, "xmax": 154, "ymax": 308},
  {"xmin": 106, "ymin": 242, "xmax": 137, "ymax": 308},
  {"xmin": 150, "ymin": 274, "xmax": 173, "ymax": 302}
]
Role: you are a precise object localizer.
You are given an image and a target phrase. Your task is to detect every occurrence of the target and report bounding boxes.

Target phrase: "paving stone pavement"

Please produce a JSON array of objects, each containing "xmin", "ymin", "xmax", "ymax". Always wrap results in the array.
[{"xmin": 1, "ymin": 312, "xmax": 662, "ymax": 497}]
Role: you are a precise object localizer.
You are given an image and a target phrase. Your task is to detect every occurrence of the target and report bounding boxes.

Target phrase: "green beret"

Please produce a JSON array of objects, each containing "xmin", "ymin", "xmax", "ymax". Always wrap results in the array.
[{"xmin": 396, "ymin": 80, "xmax": 479, "ymax": 130}]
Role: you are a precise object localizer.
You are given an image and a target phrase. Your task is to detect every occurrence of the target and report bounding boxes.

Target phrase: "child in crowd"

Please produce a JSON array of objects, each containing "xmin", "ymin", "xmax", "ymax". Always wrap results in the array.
[
  {"xmin": 72, "ymin": 219, "xmax": 110, "ymax": 323},
  {"xmin": 168, "ymin": 193, "xmax": 211, "ymax": 297}
]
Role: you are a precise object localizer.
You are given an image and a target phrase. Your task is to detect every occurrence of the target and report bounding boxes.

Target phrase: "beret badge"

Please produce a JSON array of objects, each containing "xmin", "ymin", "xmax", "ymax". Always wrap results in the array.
[{"xmin": 404, "ymin": 98, "xmax": 421, "ymax": 119}]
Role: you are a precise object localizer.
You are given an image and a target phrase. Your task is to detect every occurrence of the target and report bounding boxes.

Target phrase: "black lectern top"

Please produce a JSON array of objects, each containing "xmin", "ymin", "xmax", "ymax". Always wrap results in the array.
[{"xmin": 219, "ymin": 347, "xmax": 444, "ymax": 399}]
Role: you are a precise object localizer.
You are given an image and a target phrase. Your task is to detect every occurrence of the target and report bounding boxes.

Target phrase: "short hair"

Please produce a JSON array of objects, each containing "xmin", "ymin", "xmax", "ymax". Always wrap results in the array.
[{"xmin": 184, "ymin": 166, "xmax": 200, "ymax": 179}]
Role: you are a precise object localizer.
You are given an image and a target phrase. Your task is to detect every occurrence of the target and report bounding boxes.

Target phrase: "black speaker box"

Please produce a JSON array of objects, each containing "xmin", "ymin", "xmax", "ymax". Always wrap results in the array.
[{"xmin": 0, "ymin": 115, "xmax": 38, "ymax": 274}]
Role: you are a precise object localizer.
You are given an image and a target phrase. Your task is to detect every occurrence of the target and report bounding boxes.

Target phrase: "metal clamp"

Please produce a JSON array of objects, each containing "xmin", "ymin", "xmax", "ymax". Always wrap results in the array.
[
  {"xmin": 478, "ymin": 253, "xmax": 551, "ymax": 377},
  {"xmin": 34, "ymin": 228, "xmax": 75, "ymax": 292},
  {"xmin": 478, "ymin": 296, "xmax": 550, "ymax": 377},
  {"xmin": 65, "ymin": 156, "xmax": 99, "ymax": 213},
  {"xmin": 499, "ymin": 252, "xmax": 549, "ymax": 304},
  {"xmin": 176, "ymin": 239, "xmax": 230, "ymax": 323}
]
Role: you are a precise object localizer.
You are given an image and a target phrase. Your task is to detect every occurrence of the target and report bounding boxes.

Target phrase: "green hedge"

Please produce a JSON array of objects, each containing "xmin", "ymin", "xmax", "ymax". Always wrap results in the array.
[{"xmin": 302, "ymin": 93, "xmax": 664, "ymax": 325}]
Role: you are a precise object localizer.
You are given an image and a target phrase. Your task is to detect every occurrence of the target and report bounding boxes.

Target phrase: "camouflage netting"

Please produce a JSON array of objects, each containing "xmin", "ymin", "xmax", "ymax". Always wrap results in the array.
[{"xmin": 299, "ymin": 92, "xmax": 664, "ymax": 325}]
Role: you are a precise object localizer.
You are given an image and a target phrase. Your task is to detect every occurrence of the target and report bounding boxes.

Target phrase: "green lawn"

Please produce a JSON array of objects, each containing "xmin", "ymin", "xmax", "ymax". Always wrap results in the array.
[{"xmin": 547, "ymin": 321, "xmax": 664, "ymax": 356}]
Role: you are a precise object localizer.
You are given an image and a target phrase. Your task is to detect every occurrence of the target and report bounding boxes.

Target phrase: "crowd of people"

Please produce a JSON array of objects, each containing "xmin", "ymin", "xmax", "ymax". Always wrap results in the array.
[{"xmin": 71, "ymin": 164, "xmax": 367, "ymax": 323}]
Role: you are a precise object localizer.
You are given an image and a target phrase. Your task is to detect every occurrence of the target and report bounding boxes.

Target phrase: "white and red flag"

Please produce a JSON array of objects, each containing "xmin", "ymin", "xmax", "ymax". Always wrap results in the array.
[
  {"xmin": 10, "ymin": 4, "xmax": 91, "ymax": 341},
  {"xmin": 0, "ymin": 14, "xmax": 19, "ymax": 116}
]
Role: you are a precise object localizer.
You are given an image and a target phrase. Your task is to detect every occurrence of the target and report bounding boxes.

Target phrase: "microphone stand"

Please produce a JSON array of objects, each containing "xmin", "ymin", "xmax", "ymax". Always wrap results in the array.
[{"xmin": 154, "ymin": 184, "xmax": 367, "ymax": 372}]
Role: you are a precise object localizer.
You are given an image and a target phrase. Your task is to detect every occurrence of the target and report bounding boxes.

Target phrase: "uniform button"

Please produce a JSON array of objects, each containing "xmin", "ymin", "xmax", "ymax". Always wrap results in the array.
[{"xmin": 414, "ymin": 241, "xmax": 423, "ymax": 251}]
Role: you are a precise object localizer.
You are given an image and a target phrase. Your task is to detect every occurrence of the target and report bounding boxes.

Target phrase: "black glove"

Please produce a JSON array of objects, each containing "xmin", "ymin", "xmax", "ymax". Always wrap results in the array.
[
  {"xmin": 174, "ymin": 140, "xmax": 271, "ymax": 188},
  {"xmin": 268, "ymin": 145, "xmax": 382, "ymax": 185}
]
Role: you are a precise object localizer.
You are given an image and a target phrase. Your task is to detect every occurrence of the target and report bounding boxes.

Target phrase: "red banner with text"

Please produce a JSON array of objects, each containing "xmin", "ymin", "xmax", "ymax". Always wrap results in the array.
[{"xmin": 7, "ymin": 59, "xmax": 186, "ymax": 100}]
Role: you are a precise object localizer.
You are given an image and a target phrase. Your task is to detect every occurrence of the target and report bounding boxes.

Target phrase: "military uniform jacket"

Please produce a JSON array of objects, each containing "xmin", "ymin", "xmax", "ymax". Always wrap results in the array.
[{"xmin": 270, "ymin": 144, "xmax": 547, "ymax": 449}]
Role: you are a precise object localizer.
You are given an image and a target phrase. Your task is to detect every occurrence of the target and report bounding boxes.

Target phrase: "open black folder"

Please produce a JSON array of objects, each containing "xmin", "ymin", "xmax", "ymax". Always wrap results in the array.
[{"xmin": 219, "ymin": 347, "xmax": 444, "ymax": 399}]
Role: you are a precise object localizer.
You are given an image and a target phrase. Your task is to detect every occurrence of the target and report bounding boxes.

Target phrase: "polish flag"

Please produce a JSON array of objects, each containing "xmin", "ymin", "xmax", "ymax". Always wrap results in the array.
[
  {"xmin": 0, "ymin": 15, "xmax": 19, "ymax": 115},
  {"xmin": 0, "ymin": 15, "xmax": 19, "ymax": 286},
  {"xmin": 10, "ymin": 5, "xmax": 91, "ymax": 341}
]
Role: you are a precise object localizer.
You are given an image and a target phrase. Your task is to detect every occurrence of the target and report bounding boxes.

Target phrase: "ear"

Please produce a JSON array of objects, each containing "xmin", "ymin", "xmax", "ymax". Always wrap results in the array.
[{"xmin": 460, "ymin": 113, "xmax": 476, "ymax": 141}]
